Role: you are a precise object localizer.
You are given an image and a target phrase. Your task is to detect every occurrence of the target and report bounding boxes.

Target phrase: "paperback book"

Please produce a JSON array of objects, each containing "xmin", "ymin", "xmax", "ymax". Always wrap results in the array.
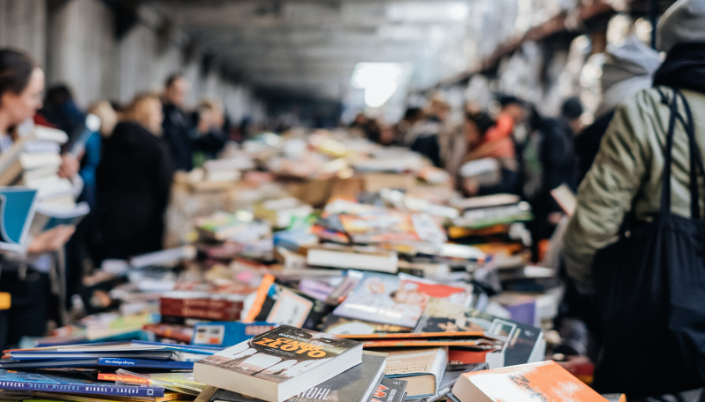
[{"xmin": 193, "ymin": 325, "xmax": 363, "ymax": 402}]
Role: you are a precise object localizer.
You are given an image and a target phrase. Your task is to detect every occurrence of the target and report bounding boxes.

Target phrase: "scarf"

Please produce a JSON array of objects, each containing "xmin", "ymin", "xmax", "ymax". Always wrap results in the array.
[{"xmin": 653, "ymin": 43, "xmax": 705, "ymax": 93}]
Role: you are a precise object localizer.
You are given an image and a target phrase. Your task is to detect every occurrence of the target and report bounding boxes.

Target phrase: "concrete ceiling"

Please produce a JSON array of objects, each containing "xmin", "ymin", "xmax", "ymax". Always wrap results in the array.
[{"xmin": 148, "ymin": 0, "xmax": 492, "ymax": 101}]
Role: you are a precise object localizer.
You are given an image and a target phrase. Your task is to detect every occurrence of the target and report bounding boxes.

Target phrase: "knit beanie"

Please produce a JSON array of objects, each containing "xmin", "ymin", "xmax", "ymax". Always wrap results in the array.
[{"xmin": 657, "ymin": 0, "xmax": 705, "ymax": 53}]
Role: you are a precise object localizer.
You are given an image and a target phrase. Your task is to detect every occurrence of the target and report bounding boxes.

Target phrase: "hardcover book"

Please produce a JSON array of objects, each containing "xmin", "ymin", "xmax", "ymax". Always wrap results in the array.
[
  {"xmin": 384, "ymin": 347, "xmax": 448, "ymax": 399},
  {"xmin": 193, "ymin": 325, "xmax": 363, "ymax": 402}
]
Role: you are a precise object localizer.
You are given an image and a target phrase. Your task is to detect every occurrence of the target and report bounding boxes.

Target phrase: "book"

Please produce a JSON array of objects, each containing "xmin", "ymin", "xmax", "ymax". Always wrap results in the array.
[
  {"xmin": 34, "ymin": 126, "xmax": 69, "ymax": 144},
  {"xmin": 0, "ymin": 187, "xmax": 38, "ymax": 252},
  {"xmin": 384, "ymin": 347, "xmax": 448, "ymax": 399},
  {"xmin": 193, "ymin": 325, "xmax": 363, "ymax": 402},
  {"xmin": 209, "ymin": 352, "xmax": 386, "ymax": 402},
  {"xmin": 449, "ymin": 194, "xmax": 520, "ymax": 211},
  {"xmin": 306, "ymin": 245, "xmax": 398, "ymax": 273},
  {"xmin": 142, "ymin": 324, "xmax": 194, "ymax": 343},
  {"xmin": 254, "ymin": 198, "xmax": 313, "ymax": 229},
  {"xmin": 453, "ymin": 203, "xmax": 533, "ymax": 230},
  {"xmin": 24, "ymin": 141, "xmax": 61, "ymax": 154},
  {"xmin": 113, "ymin": 371, "xmax": 206, "ymax": 396},
  {"xmin": 31, "ymin": 391, "xmax": 183, "ymax": 402},
  {"xmin": 0, "ymin": 358, "xmax": 193, "ymax": 370},
  {"xmin": 319, "ymin": 315, "xmax": 412, "ymax": 335},
  {"xmin": 459, "ymin": 158, "xmax": 501, "ymax": 183},
  {"xmin": 370, "ymin": 378, "xmax": 407, "ymax": 402},
  {"xmin": 451, "ymin": 361, "xmax": 608, "ymax": 402},
  {"xmin": 97, "ymin": 373, "xmax": 150, "ymax": 385},
  {"xmin": 192, "ymin": 322, "xmax": 277, "ymax": 347},
  {"xmin": 6, "ymin": 351, "xmax": 177, "ymax": 360},
  {"xmin": 337, "ymin": 332, "xmax": 503, "ymax": 350},
  {"xmin": 550, "ymin": 184, "xmax": 576, "ymax": 217},
  {"xmin": 23, "ymin": 175, "xmax": 74, "ymax": 200},
  {"xmin": 414, "ymin": 298, "xmax": 545, "ymax": 368},
  {"xmin": 129, "ymin": 246, "xmax": 197, "ymax": 269},
  {"xmin": 29, "ymin": 201, "xmax": 90, "ymax": 234},
  {"xmin": 333, "ymin": 273, "xmax": 470, "ymax": 328},
  {"xmin": 0, "ymin": 370, "xmax": 165, "ymax": 397},
  {"xmin": 415, "ymin": 363, "xmax": 489, "ymax": 402},
  {"xmin": 19, "ymin": 153, "xmax": 63, "ymax": 171}
]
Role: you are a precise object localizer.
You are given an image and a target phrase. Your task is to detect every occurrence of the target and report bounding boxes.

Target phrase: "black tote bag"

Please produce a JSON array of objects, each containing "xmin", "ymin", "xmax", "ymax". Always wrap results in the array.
[{"xmin": 592, "ymin": 88, "xmax": 705, "ymax": 398}]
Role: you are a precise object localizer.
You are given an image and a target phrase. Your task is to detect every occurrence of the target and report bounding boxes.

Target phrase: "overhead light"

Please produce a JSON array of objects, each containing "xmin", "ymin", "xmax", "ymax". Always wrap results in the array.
[
  {"xmin": 351, "ymin": 63, "xmax": 406, "ymax": 108},
  {"xmin": 386, "ymin": 1, "xmax": 469, "ymax": 23}
]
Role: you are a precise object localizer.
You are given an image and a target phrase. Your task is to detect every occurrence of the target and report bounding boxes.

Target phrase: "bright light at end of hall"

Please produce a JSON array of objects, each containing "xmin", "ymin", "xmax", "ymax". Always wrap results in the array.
[
  {"xmin": 386, "ymin": 1, "xmax": 470, "ymax": 22},
  {"xmin": 351, "ymin": 63, "xmax": 405, "ymax": 108}
]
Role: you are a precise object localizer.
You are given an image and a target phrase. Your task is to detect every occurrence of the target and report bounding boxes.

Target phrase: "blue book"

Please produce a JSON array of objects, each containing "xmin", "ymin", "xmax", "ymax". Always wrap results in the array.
[
  {"xmin": 0, "ymin": 369, "xmax": 164, "ymax": 397},
  {"xmin": 0, "ymin": 358, "xmax": 193, "ymax": 371},
  {"xmin": 8, "ymin": 351, "xmax": 175, "ymax": 361},
  {"xmin": 130, "ymin": 341, "xmax": 224, "ymax": 355},
  {"xmin": 0, "ymin": 187, "xmax": 38, "ymax": 252},
  {"xmin": 97, "ymin": 358, "xmax": 193, "ymax": 370}
]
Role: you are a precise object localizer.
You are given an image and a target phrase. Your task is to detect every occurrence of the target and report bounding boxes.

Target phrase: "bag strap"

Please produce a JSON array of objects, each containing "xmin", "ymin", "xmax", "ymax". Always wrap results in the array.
[{"xmin": 656, "ymin": 87, "xmax": 705, "ymax": 219}]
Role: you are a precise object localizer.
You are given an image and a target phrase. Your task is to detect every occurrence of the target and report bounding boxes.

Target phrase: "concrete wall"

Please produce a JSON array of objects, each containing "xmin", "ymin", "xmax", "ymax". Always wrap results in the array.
[{"xmin": 0, "ymin": 0, "xmax": 260, "ymax": 122}]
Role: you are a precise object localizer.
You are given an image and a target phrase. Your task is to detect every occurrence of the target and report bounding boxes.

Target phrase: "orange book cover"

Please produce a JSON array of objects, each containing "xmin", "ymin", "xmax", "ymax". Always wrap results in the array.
[
  {"xmin": 451, "ymin": 361, "xmax": 608, "ymax": 402},
  {"xmin": 97, "ymin": 373, "xmax": 150, "ymax": 385},
  {"xmin": 337, "ymin": 331, "xmax": 485, "ymax": 340}
]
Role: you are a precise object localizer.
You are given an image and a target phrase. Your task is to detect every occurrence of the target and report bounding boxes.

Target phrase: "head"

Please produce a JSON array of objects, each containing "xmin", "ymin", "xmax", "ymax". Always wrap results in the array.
[
  {"xmin": 427, "ymin": 96, "xmax": 451, "ymax": 121},
  {"xmin": 465, "ymin": 111, "xmax": 496, "ymax": 147},
  {"xmin": 163, "ymin": 73, "xmax": 189, "ymax": 108},
  {"xmin": 561, "ymin": 97, "xmax": 584, "ymax": 134},
  {"xmin": 44, "ymin": 84, "xmax": 74, "ymax": 108},
  {"xmin": 0, "ymin": 49, "xmax": 43, "ymax": 132},
  {"xmin": 88, "ymin": 101, "xmax": 118, "ymax": 137},
  {"xmin": 389, "ymin": 289, "xmax": 429, "ymax": 307},
  {"xmin": 657, "ymin": 0, "xmax": 705, "ymax": 53},
  {"xmin": 198, "ymin": 98, "xmax": 224, "ymax": 129},
  {"xmin": 499, "ymin": 95, "xmax": 526, "ymax": 123},
  {"xmin": 124, "ymin": 93, "xmax": 163, "ymax": 135}
]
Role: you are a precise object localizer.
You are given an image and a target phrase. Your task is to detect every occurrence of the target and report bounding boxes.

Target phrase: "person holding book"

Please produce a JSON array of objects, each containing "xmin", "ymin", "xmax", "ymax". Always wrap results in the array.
[
  {"xmin": 460, "ymin": 111, "xmax": 519, "ymax": 197},
  {"xmin": 0, "ymin": 48, "xmax": 79, "ymax": 349},
  {"xmin": 96, "ymin": 93, "xmax": 173, "ymax": 260}
]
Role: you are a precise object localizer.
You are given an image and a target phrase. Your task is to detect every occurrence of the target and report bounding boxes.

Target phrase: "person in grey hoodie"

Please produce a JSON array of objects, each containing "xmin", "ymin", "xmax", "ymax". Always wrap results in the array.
[{"xmin": 575, "ymin": 36, "xmax": 661, "ymax": 184}]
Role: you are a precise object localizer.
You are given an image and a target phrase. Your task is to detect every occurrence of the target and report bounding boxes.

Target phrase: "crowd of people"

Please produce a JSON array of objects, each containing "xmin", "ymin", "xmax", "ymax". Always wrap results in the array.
[
  {"xmin": 0, "ymin": 50, "xmax": 231, "ymax": 348},
  {"xmin": 2, "ymin": 0, "xmax": 705, "ymax": 397}
]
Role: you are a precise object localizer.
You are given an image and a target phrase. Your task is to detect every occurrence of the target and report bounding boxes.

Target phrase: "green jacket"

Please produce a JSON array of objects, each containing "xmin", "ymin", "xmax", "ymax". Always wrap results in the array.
[{"xmin": 563, "ymin": 87, "xmax": 705, "ymax": 290}]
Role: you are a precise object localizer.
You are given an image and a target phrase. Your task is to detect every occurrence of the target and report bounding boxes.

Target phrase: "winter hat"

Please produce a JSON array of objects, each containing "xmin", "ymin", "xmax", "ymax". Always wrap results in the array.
[
  {"xmin": 561, "ymin": 97, "xmax": 584, "ymax": 120},
  {"xmin": 657, "ymin": 0, "xmax": 705, "ymax": 53}
]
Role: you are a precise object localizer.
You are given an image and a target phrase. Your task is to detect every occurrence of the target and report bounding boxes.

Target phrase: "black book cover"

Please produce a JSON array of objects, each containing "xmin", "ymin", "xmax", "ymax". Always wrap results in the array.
[
  {"xmin": 370, "ymin": 378, "xmax": 407, "ymax": 402},
  {"xmin": 210, "ymin": 352, "xmax": 385, "ymax": 402}
]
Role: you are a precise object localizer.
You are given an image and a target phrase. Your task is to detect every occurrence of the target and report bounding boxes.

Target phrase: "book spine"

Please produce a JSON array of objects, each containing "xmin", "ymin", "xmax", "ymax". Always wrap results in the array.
[
  {"xmin": 97, "ymin": 358, "xmax": 194, "ymax": 370},
  {"xmin": 159, "ymin": 306, "xmax": 240, "ymax": 321},
  {"xmin": 142, "ymin": 324, "xmax": 193, "ymax": 343},
  {"xmin": 160, "ymin": 298, "xmax": 243, "ymax": 309},
  {"xmin": 0, "ymin": 380, "xmax": 164, "ymax": 397},
  {"xmin": 97, "ymin": 373, "xmax": 150, "ymax": 385}
]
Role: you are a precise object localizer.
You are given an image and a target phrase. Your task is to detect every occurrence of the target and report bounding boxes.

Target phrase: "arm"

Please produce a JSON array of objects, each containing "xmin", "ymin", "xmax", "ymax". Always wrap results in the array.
[{"xmin": 563, "ymin": 100, "xmax": 648, "ymax": 291}]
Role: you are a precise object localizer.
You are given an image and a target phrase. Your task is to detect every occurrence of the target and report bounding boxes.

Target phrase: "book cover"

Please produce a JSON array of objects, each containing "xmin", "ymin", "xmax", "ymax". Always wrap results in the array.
[
  {"xmin": 451, "ymin": 361, "xmax": 608, "ymax": 402},
  {"xmin": 192, "ymin": 322, "xmax": 277, "ymax": 348},
  {"xmin": 370, "ymin": 378, "xmax": 407, "ymax": 402},
  {"xmin": 97, "ymin": 358, "xmax": 193, "ymax": 370},
  {"xmin": 333, "ymin": 273, "xmax": 470, "ymax": 328},
  {"xmin": 195, "ymin": 325, "xmax": 360, "ymax": 384},
  {"xmin": 0, "ymin": 187, "xmax": 38, "ymax": 252},
  {"xmin": 210, "ymin": 352, "xmax": 385, "ymax": 402},
  {"xmin": 0, "ymin": 370, "xmax": 164, "ymax": 397},
  {"xmin": 414, "ymin": 298, "xmax": 544, "ymax": 367},
  {"xmin": 319, "ymin": 315, "xmax": 412, "ymax": 336},
  {"xmin": 97, "ymin": 373, "xmax": 149, "ymax": 386}
]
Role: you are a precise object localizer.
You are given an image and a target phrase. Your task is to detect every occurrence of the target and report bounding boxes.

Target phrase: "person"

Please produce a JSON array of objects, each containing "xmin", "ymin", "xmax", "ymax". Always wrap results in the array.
[
  {"xmin": 403, "ymin": 96, "xmax": 449, "ymax": 168},
  {"xmin": 460, "ymin": 111, "xmax": 519, "ymax": 197},
  {"xmin": 161, "ymin": 73, "xmax": 193, "ymax": 172},
  {"xmin": 0, "ymin": 49, "xmax": 77, "ymax": 349},
  {"xmin": 394, "ymin": 107, "xmax": 423, "ymax": 145},
  {"xmin": 191, "ymin": 98, "xmax": 228, "ymax": 166},
  {"xmin": 563, "ymin": 0, "xmax": 705, "ymax": 397},
  {"xmin": 527, "ymin": 98, "xmax": 582, "ymax": 247},
  {"xmin": 96, "ymin": 93, "xmax": 173, "ymax": 260},
  {"xmin": 39, "ymin": 84, "xmax": 85, "ymax": 141},
  {"xmin": 575, "ymin": 37, "xmax": 661, "ymax": 184}
]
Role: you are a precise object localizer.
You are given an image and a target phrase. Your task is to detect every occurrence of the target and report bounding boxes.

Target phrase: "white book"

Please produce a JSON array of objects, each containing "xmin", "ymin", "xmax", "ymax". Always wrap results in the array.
[
  {"xmin": 306, "ymin": 244, "xmax": 398, "ymax": 273},
  {"xmin": 19, "ymin": 153, "xmax": 62, "ymax": 171},
  {"xmin": 23, "ymin": 166, "xmax": 60, "ymax": 183},
  {"xmin": 24, "ymin": 175, "xmax": 73, "ymax": 199},
  {"xmin": 33, "ymin": 125, "xmax": 69, "ymax": 144},
  {"xmin": 193, "ymin": 325, "xmax": 363, "ymax": 402},
  {"xmin": 24, "ymin": 141, "xmax": 61, "ymax": 154}
]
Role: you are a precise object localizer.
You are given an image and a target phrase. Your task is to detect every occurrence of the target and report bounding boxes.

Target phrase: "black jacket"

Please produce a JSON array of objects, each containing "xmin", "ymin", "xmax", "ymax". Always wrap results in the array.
[
  {"xmin": 575, "ymin": 111, "xmax": 615, "ymax": 185},
  {"xmin": 534, "ymin": 117, "xmax": 577, "ymax": 216},
  {"xmin": 96, "ymin": 122, "xmax": 173, "ymax": 259},
  {"xmin": 162, "ymin": 103, "xmax": 193, "ymax": 171}
]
